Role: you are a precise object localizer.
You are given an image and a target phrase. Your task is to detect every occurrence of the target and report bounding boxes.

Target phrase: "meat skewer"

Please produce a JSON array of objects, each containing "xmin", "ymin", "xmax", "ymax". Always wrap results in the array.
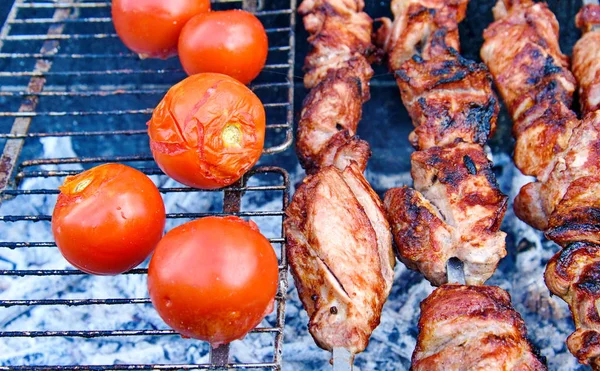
[
  {"xmin": 376, "ymin": 1, "xmax": 546, "ymax": 369},
  {"xmin": 284, "ymin": 1, "xmax": 395, "ymax": 368},
  {"xmin": 377, "ymin": 0, "xmax": 507, "ymax": 286},
  {"xmin": 412, "ymin": 284, "xmax": 547, "ymax": 370},
  {"xmin": 481, "ymin": 0, "xmax": 600, "ymax": 367}
]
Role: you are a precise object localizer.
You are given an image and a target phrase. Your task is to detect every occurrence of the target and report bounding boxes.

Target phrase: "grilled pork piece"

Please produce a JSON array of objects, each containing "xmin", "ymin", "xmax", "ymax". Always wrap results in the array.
[
  {"xmin": 481, "ymin": 0, "xmax": 578, "ymax": 178},
  {"xmin": 285, "ymin": 163, "xmax": 395, "ymax": 354},
  {"xmin": 296, "ymin": 0, "xmax": 374, "ymax": 174},
  {"xmin": 377, "ymin": 0, "xmax": 468, "ymax": 70},
  {"xmin": 482, "ymin": 2, "xmax": 600, "ymax": 367},
  {"xmin": 385, "ymin": 142, "xmax": 507, "ymax": 286},
  {"xmin": 514, "ymin": 111, "xmax": 600, "ymax": 234},
  {"xmin": 379, "ymin": 0, "xmax": 507, "ymax": 285},
  {"xmin": 573, "ymin": 4, "xmax": 600, "ymax": 115},
  {"xmin": 287, "ymin": 0, "xmax": 396, "ymax": 357},
  {"xmin": 394, "ymin": 50, "xmax": 499, "ymax": 150},
  {"xmin": 545, "ymin": 242, "xmax": 600, "ymax": 369},
  {"xmin": 412, "ymin": 285, "xmax": 547, "ymax": 370}
]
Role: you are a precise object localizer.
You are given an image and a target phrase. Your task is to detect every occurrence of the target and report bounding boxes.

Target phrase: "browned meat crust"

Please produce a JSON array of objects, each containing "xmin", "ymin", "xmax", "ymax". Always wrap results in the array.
[
  {"xmin": 385, "ymin": 142, "xmax": 507, "ymax": 286},
  {"xmin": 412, "ymin": 285, "xmax": 547, "ymax": 371},
  {"xmin": 481, "ymin": 0, "xmax": 577, "ymax": 178},
  {"xmin": 395, "ymin": 50, "xmax": 499, "ymax": 149},
  {"xmin": 573, "ymin": 5, "xmax": 600, "ymax": 115},
  {"xmin": 295, "ymin": 0, "xmax": 374, "ymax": 174},
  {"xmin": 514, "ymin": 111, "xmax": 600, "ymax": 237},
  {"xmin": 296, "ymin": 58, "xmax": 372, "ymax": 173},
  {"xmin": 483, "ymin": 2, "xmax": 600, "ymax": 367},
  {"xmin": 284, "ymin": 164, "xmax": 395, "ymax": 354},
  {"xmin": 379, "ymin": 0, "xmax": 507, "ymax": 286},
  {"xmin": 545, "ymin": 242, "xmax": 600, "ymax": 369},
  {"xmin": 376, "ymin": 0, "xmax": 468, "ymax": 71}
]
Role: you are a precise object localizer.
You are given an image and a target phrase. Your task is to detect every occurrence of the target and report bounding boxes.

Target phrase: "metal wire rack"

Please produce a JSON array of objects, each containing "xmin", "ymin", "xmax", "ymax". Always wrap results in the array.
[{"xmin": 0, "ymin": 0, "xmax": 295, "ymax": 369}]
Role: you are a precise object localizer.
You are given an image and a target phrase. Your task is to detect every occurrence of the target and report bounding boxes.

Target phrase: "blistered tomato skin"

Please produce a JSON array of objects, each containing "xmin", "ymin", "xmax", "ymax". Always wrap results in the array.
[
  {"xmin": 147, "ymin": 73, "xmax": 266, "ymax": 189},
  {"xmin": 52, "ymin": 164, "xmax": 166, "ymax": 275},
  {"xmin": 112, "ymin": 0, "xmax": 210, "ymax": 59},
  {"xmin": 148, "ymin": 216, "xmax": 279, "ymax": 345},
  {"xmin": 178, "ymin": 10, "xmax": 269, "ymax": 84}
]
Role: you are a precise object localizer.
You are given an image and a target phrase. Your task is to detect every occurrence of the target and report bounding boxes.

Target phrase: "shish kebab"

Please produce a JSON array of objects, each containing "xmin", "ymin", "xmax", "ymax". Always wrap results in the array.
[
  {"xmin": 378, "ymin": 0, "xmax": 508, "ymax": 287},
  {"xmin": 284, "ymin": 0, "xmax": 395, "ymax": 368},
  {"xmin": 378, "ymin": 0, "xmax": 546, "ymax": 369},
  {"xmin": 481, "ymin": 0, "xmax": 600, "ymax": 367}
]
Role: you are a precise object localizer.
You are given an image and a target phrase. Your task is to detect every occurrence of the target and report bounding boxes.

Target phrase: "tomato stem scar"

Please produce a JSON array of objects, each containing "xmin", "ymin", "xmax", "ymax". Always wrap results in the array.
[
  {"xmin": 73, "ymin": 178, "xmax": 93, "ymax": 193},
  {"xmin": 222, "ymin": 123, "xmax": 242, "ymax": 148}
]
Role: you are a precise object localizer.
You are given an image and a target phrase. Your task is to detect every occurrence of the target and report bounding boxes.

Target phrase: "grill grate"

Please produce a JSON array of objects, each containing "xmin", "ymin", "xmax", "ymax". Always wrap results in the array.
[{"xmin": 0, "ymin": 0, "xmax": 294, "ymax": 369}]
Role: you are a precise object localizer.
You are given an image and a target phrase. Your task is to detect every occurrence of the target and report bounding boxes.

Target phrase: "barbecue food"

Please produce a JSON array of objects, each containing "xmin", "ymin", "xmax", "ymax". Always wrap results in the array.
[
  {"xmin": 385, "ymin": 142, "xmax": 507, "ymax": 286},
  {"xmin": 545, "ymin": 242, "xmax": 600, "ymax": 370},
  {"xmin": 376, "ymin": 0, "xmax": 468, "ymax": 69},
  {"xmin": 285, "ymin": 0, "xmax": 395, "ymax": 358},
  {"xmin": 52, "ymin": 163, "xmax": 166, "ymax": 275},
  {"xmin": 148, "ymin": 216, "xmax": 278, "ymax": 346},
  {"xmin": 285, "ymin": 163, "xmax": 395, "ymax": 354},
  {"xmin": 295, "ymin": 0, "xmax": 374, "ymax": 173},
  {"xmin": 379, "ymin": 0, "xmax": 507, "ymax": 285},
  {"xmin": 148, "ymin": 73, "xmax": 265, "ymax": 189},
  {"xmin": 372, "ymin": 1, "xmax": 540, "ymax": 369},
  {"xmin": 572, "ymin": 4, "xmax": 600, "ymax": 115},
  {"xmin": 178, "ymin": 10, "xmax": 268, "ymax": 84},
  {"xmin": 481, "ymin": 0, "xmax": 578, "ymax": 178},
  {"xmin": 412, "ymin": 284, "xmax": 547, "ymax": 371},
  {"xmin": 481, "ymin": 1, "xmax": 600, "ymax": 367}
]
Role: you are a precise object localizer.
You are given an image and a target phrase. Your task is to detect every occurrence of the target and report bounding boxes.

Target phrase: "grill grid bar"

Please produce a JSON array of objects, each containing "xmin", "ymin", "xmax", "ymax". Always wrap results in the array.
[{"xmin": 0, "ymin": 0, "xmax": 295, "ymax": 367}]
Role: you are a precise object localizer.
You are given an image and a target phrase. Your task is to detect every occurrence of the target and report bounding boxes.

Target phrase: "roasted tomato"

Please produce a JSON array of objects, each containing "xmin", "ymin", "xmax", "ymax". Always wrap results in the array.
[
  {"xmin": 112, "ymin": 0, "xmax": 210, "ymax": 59},
  {"xmin": 147, "ymin": 73, "xmax": 266, "ymax": 189},
  {"xmin": 52, "ymin": 164, "xmax": 166, "ymax": 275},
  {"xmin": 178, "ymin": 10, "xmax": 269, "ymax": 84},
  {"xmin": 148, "ymin": 216, "xmax": 279, "ymax": 345}
]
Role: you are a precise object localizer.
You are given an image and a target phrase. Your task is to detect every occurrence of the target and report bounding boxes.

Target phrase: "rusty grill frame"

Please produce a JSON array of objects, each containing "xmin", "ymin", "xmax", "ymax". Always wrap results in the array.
[{"xmin": 0, "ymin": 0, "xmax": 295, "ymax": 369}]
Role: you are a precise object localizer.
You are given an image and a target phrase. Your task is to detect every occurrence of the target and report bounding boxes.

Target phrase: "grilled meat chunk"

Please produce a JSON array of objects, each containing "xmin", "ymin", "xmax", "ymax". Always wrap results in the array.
[
  {"xmin": 378, "ymin": 0, "xmax": 507, "ymax": 285},
  {"xmin": 299, "ymin": 0, "xmax": 375, "ymax": 89},
  {"xmin": 376, "ymin": 0, "xmax": 468, "ymax": 70},
  {"xmin": 481, "ymin": 0, "xmax": 577, "ymax": 178},
  {"xmin": 484, "ymin": 2, "xmax": 600, "ymax": 367},
  {"xmin": 385, "ymin": 142, "xmax": 507, "ymax": 286},
  {"xmin": 545, "ymin": 242, "xmax": 600, "ymax": 369},
  {"xmin": 395, "ymin": 50, "xmax": 499, "ymax": 150},
  {"xmin": 573, "ymin": 4, "xmax": 600, "ymax": 115},
  {"xmin": 285, "ymin": 163, "xmax": 395, "ymax": 354},
  {"xmin": 296, "ymin": 58, "xmax": 372, "ymax": 173},
  {"xmin": 295, "ymin": 0, "xmax": 374, "ymax": 174},
  {"xmin": 412, "ymin": 284, "xmax": 547, "ymax": 371},
  {"xmin": 514, "ymin": 111, "xmax": 600, "ymax": 237}
]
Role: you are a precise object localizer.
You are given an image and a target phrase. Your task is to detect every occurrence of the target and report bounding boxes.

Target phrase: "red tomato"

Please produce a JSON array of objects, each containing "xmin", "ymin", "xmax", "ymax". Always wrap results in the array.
[
  {"xmin": 52, "ymin": 164, "xmax": 166, "ymax": 275},
  {"xmin": 147, "ymin": 73, "xmax": 266, "ymax": 189},
  {"xmin": 148, "ymin": 216, "xmax": 279, "ymax": 345},
  {"xmin": 112, "ymin": 0, "xmax": 210, "ymax": 59},
  {"xmin": 178, "ymin": 10, "xmax": 269, "ymax": 84}
]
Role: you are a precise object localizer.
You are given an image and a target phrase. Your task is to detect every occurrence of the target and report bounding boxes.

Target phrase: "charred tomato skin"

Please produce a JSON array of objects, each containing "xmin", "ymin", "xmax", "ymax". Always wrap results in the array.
[
  {"xmin": 112, "ymin": 0, "xmax": 210, "ymax": 59},
  {"xmin": 178, "ymin": 10, "xmax": 269, "ymax": 84},
  {"xmin": 147, "ymin": 216, "xmax": 279, "ymax": 345},
  {"xmin": 52, "ymin": 163, "xmax": 166, "ymax": 275},
  {"xmin": 147, "ymin": 73, "xmax": 266, "ymax": 189}
]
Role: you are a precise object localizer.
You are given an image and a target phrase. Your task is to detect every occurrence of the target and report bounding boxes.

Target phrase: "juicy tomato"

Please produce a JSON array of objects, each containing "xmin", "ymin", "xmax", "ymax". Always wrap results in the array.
[
  {"xmin": 52, "ymin": 164, "xmax": 166, "ymax": 275},
  {"xmin": 112, "ymin": 0, "xmax": 210, "ymax": 59},
  {"xmin": 148, "ymin": 216, "xmax": 279, "ymax": 345},
  {"xmin": 178, "ymin": 10, "xmax": 269, "ymax": 84},
  {"xmin": 147, "ymin": 73, "xmax": 266, "ymax": 189}
]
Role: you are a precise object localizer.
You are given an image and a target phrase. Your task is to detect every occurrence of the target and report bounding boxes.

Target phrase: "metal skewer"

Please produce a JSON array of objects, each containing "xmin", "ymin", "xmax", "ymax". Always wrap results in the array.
[
  {"xmin": 332, "ymin": 347, "xmax": 353, "ymax": 371},
  {"xmin": 446, "ymin": 257, "xmax": 466, "ymax": 285}
]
